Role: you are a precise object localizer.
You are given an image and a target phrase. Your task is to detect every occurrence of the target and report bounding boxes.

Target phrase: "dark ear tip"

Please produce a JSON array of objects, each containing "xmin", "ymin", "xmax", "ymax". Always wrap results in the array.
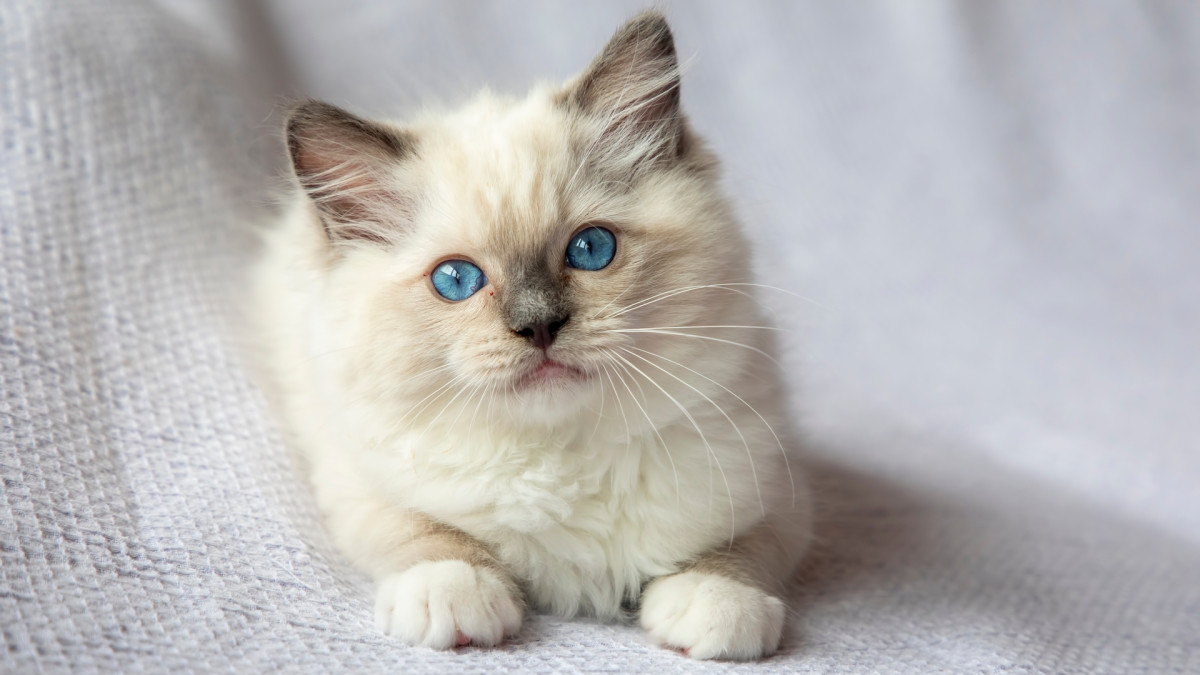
[
  {"xmin": 627, "ymin": 10, "xmax": 671, "ymax": 32},
  {"xmin": 284, "ymin": 100, "xmax": 327, "ymax": 167},
  {"xmin": 588, "ymin": 11, "xmax": 676, "ymax": 73},
  {"xmin": 617, "ymin": 10, "xmax": 675, "ymax": 50},
  {"xmin": 285, "ymin": 99, "xmax": 343, "ymax": 135}
]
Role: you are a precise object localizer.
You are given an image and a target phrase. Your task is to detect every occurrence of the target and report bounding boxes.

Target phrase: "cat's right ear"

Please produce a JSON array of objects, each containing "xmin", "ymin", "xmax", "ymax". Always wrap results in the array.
[
  {"xmin": 285, "ymin": 100, "xmax": 416, "ymax": 244},
  {"xmin": 564, "ymin": 12, "xmax": 683, "ymax": 170}
]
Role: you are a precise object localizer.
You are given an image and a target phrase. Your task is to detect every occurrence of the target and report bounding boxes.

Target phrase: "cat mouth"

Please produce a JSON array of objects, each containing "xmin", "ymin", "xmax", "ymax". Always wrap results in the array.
[{"xmin": 516, "ymin": 358, "xmax": 587, "ymax": 389}]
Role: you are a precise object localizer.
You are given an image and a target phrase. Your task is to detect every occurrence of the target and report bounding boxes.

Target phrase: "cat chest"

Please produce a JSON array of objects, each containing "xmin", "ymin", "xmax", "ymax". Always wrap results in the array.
[
  {"xmin": 388, "ymin": 429, "xmax": 735, "ymax": 615},
  {"xmin": 473, "ymin": 484, "xmax": 693, "ymax": 616},
  {"xmin": 421, "ymin": 454, "xmax": 724, "ymax": 616}
]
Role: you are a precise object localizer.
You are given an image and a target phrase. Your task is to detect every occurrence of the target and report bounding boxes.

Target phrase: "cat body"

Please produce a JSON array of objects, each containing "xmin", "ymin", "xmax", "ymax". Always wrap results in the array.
[{"xmin": 254, "ymin": 12, "xmax": 811, "ymax": 660}]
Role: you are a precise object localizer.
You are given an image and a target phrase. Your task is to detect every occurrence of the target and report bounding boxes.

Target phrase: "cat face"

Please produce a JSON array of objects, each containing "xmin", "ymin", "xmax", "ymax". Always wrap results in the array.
[{"xmin": 286, "ymin": 16, "xmax": 752, "ymax": 428}]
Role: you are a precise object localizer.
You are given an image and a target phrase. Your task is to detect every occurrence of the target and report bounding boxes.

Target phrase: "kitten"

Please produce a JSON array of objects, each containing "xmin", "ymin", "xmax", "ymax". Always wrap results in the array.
[{"xmin": 253, "ymin": 11, "xmax": 812, "ymax": 661}]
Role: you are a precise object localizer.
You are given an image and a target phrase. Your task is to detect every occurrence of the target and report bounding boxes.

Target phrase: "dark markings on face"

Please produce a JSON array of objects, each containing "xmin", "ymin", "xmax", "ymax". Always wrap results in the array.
[{"xmin": 501, "ymin": 251, "xmax": 572, "ymax": 334}]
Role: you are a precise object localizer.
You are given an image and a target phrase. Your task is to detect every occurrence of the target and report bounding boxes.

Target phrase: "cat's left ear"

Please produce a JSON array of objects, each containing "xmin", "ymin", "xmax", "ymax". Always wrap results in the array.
[
  {"xmin": 563, "ymin": 11, "xmax": 684, "ymax": 168},
  {"xmin": 286, "ymin": 100, "xmax": 416, "ymax": 244}
]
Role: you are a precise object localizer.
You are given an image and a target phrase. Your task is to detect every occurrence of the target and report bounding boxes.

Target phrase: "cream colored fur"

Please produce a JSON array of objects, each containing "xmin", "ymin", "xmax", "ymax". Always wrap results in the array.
[{"xmin": 252, "ymin": 12, "xmax": 811, "ymax": 660}]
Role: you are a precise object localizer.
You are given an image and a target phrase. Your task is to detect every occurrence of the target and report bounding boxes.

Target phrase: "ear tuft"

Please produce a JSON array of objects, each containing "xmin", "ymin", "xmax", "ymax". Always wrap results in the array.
[
  {"xmin": 285, "ymin": 100, "xmax": 415, "ymax": 243},
  {"xmin": 566, "ymin": 11, "xmax": 683, "ymax": 168}
]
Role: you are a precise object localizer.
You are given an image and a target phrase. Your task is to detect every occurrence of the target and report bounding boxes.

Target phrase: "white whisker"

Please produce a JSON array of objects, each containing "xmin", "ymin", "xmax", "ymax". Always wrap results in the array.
[
  {"xmin": 384, "ymin": 373, "xmax": 465, "ymax": 434},
  {"xmin": 626, "ymin": 345, "xmax": 797, "ymax": 509},
  {"xmin": 485, "ymin": 377, "xmax": 498, "ymax": 436},
  {"xmin": 451, "ymin": 379, "xmax": 490, "ymax": 439},
  {"xmin": 622, "ymin": 325, "xmax": 787, "ymax": 332},
  {"xmin": 413, "ymin": 377, "xmax": 479, "ymax": 447},
  {"xmin": 606, "ymin": 329, "xmax": 780, "ymax": 366},
  {"xmin": 375, "ymin": 374, "xmax": 471, "ymax": 468},
  {"xmin": 470, "ymin": 381, "xmax": 495, "ymax": 433},
  {"xmin": 585, "ymin": 363, "xmax": 607, "ymax": 449},
  {"xmin": 603, "ymin": 282, "xmax": 822, "ymax": 321},
  {"xmin": 598, "ymin": 362, "xmax": 632, "ymax": 446},
  {"xmin": 591, "ymin": 265, "xmax": 647, "ymax": 320},
  {"xmin": 603, "ymin": 355, "xmax": 680, "ymax": 507},
  {"xmin": 619, "ymin": 346, "xmax": 764, "ymax": 518},
  {"xmin": 602, "ymin": 284, "xmax": 754, "ymax": 319},
  {"xmin": 610, "ymin": 351, "xmax": 734, "ymax": 546}
]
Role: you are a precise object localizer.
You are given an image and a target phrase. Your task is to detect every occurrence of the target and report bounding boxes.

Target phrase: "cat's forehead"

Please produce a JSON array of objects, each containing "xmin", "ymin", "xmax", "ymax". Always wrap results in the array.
[{"xmin": 419, "ymin": 93, "xmax": 583, "ymax": 254}]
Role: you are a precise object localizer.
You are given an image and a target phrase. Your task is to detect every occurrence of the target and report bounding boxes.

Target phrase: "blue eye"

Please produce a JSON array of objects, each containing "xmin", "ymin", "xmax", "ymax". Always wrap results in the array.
[
  {"xmin": 431, "ymin": 260, "xmax": 487, "ymax": 301},
  {"xmin": 565, "ymin": 226, "xmax": 616, "ymax": 271}
]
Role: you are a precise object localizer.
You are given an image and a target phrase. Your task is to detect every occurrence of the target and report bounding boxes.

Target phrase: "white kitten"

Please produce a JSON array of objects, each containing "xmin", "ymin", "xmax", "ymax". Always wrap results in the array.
[{"xmin": 252, "ymin": 11, "xmax": 812, "ymax": 660}]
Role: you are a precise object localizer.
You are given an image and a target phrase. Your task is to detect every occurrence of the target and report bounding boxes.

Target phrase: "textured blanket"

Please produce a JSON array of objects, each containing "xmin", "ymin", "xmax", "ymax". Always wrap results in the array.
[{"xmin": 3, "ymin": 2, "xmax": 1198, "ymax": 672}]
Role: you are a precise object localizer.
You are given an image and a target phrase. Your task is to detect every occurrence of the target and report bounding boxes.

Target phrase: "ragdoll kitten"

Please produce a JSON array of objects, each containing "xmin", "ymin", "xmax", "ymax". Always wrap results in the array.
[{"xmin": 253, "ymin": 11, "xmax": 811, "ymax": 661}]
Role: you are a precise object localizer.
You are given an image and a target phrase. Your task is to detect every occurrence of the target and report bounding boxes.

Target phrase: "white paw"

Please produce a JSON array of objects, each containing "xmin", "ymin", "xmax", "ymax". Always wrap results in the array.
[
  {"xmin": 374, "ymin": 560, "xmax": 523, "ymax": 649},
  {"xmin": 640, "ymin": 571, "xmax": 786, "ymax": 661}
]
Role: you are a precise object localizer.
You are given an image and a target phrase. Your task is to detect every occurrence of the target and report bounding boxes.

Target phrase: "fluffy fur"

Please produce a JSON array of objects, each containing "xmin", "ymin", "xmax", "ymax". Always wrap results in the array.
[{"xmin": 252, "ymin": 12, "xmax": 812, "ymax": 660}]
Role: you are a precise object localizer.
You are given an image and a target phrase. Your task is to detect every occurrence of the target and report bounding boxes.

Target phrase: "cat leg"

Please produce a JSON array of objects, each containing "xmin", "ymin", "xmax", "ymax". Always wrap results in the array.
[
  {"xmin": 314, "ymin": 466, "xmax": 523, "ymax": 648},
  {"xmin": 639, "ymin": 516, "xmax": 809, "ymax": 660},
  {"xmin": 372, "ymin": 519, "xmax": 524, "ymax": 649}
]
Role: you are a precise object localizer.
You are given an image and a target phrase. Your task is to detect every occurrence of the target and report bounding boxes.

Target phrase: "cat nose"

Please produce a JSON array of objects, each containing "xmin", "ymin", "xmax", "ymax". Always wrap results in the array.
[{"xmin": 513, "ymin": 314, "xmax": 569, "ymax": 350}]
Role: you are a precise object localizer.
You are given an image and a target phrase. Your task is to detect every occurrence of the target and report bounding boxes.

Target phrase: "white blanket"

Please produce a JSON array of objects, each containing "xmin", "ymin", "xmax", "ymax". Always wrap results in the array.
[{"xmin": 2, "ymin": 1, "xmax": 1198, "ymax": 672}]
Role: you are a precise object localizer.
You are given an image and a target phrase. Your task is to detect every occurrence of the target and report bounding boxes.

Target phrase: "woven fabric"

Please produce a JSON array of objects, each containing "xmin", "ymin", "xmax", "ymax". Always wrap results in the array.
[{"xmin": 2, "ymin": 1, "xmax": 1198, "ymax": 672}]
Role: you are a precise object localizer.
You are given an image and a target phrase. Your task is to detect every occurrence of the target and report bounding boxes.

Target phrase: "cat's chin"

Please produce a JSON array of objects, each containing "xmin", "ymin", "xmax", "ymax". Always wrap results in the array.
[{"xmin": 502, "ymin": 357, "xmax": 595, "ymax": 423}]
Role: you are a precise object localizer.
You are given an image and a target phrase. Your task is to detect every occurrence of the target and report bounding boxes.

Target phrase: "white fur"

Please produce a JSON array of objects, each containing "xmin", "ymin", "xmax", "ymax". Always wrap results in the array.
[
  {"xmin": 375, "ymin": 560, "xmax": 522, "ymax": 648},
  {"xmin": 252, "ymin": 14, "xmax": 811, "ymax": 660},
  {"xmin": 641, "ymin": 570, "xmax": 786, "ymax": 660}
]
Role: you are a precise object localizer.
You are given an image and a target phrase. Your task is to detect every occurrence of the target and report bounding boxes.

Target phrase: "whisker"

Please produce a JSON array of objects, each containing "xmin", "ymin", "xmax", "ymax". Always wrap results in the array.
[
  {"xmin": 598, "ymin": 362, "xmax": 632, "ymax": 446},
  {"xmin": 614, "ymin": 349, "xmax": 652, "ymax": 411},
  {"xmin": 604, "ymin": 282, "xmax": 823, "ymax": 321},
  {"xmin": 344, "ymin": 361, "xmax": 461, "ymax": 424},
  {"xmin": 413, "ymin": 376, "xmax": 479, "ymax": 447},
  {"xmin": 486, "ymin": 376, "xmax": 498, "ymax": 436},
  {"xmin": 610, "ymin": 351, "xmax": 734, "ymax": 546},
  {"xmin": 379, "ymin": 372, "xmax": 472, "ymax": 444},
  {"xmin": 701, "ymin": 282, "xmax": 822, "ymax": 305},
  {"xmin": 621, "ymin": 325, "xmax": 787, "ymax": 332},
  {"xmin": 385, "ymin": 374, "xmax": 464, "ymax": 433},
  {"xmin": 602, "ymin": 284, "xmax": 754, "ymax": 320},
  {"xmin": 603, "ymin": 354, "xmax": 680, "ymax": 506},
  {"xmin": 619, "ymin": 347, "xmax": 764, "ymax": 518},
  {"xmin": 471, "ymin": 381, "xmax": 496, "ymax": 435},
  {"xmin": 605, "ymin": 329, "xmax": 781, "ymax": 366},
  {"xmin": 585, "ymin": 362, "xmax": 607, "ymax": 449},
  {"xmin": 447, "ymin": 379, "xmax": 490, "ymax": 439},
  {"xmin": 591, "ymin": 265, "xmax": 647, "ymax": 320},
  {"xmin": 626, "ymin": 345, "xmax": 797, "ymax": 510},
  {"xmin": 604, "ymin": 283, "xmax": 761, "ymax": 319}
]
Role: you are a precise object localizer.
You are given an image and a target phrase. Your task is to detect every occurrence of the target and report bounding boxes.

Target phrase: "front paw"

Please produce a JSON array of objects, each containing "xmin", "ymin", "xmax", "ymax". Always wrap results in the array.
[
  {"xmin": 374, "ymin": 560, "xmax": 523, "ymax": 648},
  {"xmin": 640, "ymin": 570, "xmax": 786, "ymax": 660}
]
